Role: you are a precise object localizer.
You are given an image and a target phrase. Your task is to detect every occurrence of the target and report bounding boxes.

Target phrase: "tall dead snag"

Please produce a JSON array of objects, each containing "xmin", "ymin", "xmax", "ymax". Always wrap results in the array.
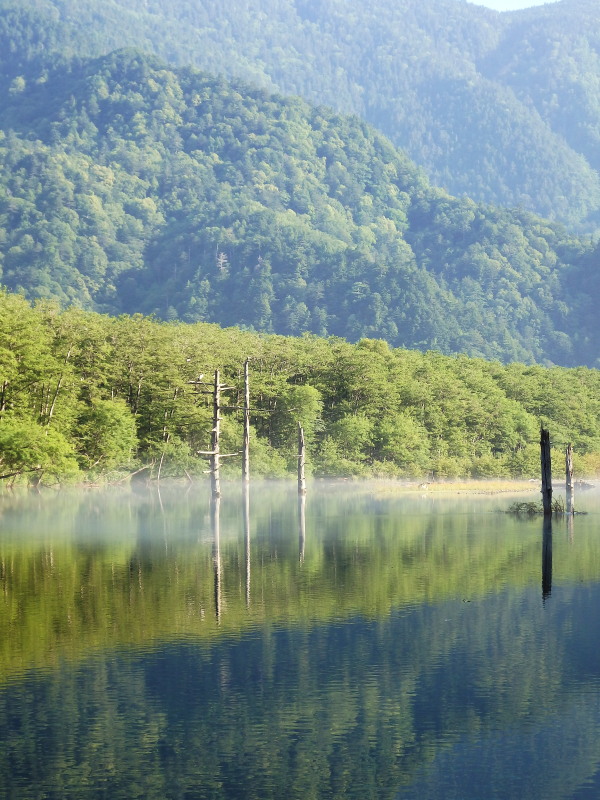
[
  {"xmin": 298, "ymin": 424, "xmax": 306, "ymax": 496},
  {"xmin": 540, "ymin": 427, "xmax": 552, "ymax": 516},
  {"xmin": 242, "ymin": 358, "xmax": 250, "ymax": 485},
  {"xmin": 565, "ymin": 443, "xmax": 574, "ymax": 515},
  {"xmin": 211, "ymin": 369, "xmax": 221, "ymax": 498},
  {"xmin": 195, "ymin": 369, "xmax": 237, "ymax": 498}
]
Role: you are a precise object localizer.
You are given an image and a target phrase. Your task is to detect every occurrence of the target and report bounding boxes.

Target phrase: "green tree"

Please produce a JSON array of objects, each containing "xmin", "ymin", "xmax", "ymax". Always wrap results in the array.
[
  {"xmin": 76, "ymin": 398, "xmax": 138, "ymax": 470},
  {"xmin": 0, "ymin": 417, "xmax": 79, "ymax": 483}
]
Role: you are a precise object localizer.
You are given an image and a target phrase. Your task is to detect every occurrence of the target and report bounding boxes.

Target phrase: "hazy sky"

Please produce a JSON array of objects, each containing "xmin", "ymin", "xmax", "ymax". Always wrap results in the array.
[{"xmin": 468, "ymin": 0, "xmax": 561, "ymax": 10}]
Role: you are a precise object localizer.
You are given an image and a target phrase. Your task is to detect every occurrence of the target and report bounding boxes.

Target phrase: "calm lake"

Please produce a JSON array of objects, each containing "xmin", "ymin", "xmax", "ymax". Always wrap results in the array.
[{"xmin": 2, "ymin": 481, "xmax": 600, "ymax": 799}]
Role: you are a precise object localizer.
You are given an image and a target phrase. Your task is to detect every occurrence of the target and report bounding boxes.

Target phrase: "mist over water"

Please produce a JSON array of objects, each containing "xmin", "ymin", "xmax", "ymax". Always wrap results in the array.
[{"xmin": 2, "ymin": 481, "xmax": 600, "ymax": 798}]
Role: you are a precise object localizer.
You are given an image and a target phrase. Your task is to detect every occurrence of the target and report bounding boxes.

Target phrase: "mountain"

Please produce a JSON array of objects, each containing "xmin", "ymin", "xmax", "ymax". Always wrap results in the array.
[
  {"xmin": 0, "ymin": 49, "xmax": 597, "ymax": 365},
  {"xmin": 1, "ymin": 0, "xmax": 600, "ymax": 230}
]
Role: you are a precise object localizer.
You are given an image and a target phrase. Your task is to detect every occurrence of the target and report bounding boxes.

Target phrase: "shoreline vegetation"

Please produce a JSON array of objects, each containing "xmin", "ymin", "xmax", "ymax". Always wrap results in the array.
[
  {"xmin": 375, "ymin": 479, "xmax": 542, "ymax": 495},
  {"xmin": 0, "ymin": 475, "xmax": 573, "ymax": 498},
  {"xmin": 2, "ymin": 290, "xmax": 600, "ymax": 488}
]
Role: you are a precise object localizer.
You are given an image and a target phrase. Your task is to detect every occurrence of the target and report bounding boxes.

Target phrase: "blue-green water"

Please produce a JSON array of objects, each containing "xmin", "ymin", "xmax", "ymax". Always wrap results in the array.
[{"xmin": 2, "ymin": 481, "xmax": 600, "ymax": 799}]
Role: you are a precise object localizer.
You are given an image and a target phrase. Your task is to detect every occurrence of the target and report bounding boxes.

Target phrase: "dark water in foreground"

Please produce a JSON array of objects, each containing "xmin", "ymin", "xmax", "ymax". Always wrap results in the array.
[{"xmin": 2, "ymin": 481, "xmax": 600, "ymax": 799}]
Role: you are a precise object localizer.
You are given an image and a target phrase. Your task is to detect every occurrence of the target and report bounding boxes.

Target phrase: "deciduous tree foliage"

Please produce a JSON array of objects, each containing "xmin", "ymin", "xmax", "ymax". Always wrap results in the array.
[
  {"xmin": 0, "ymin": 50, "xmax": 597, "ymax": 365},
  {"xmin": 1, "ymin": 291, "xmax": 600, "ymax": 484},
  {"xmin": 1, "ymin": 0, "xmax": 600, "ymax": 229}
]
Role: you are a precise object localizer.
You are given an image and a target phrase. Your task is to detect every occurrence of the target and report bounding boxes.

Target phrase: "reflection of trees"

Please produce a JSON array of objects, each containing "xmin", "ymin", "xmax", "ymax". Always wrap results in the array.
[
  {"xmin": 3, "ymin": 488, "xmax": 600, "ymax": 796},
  {"xmin": 1, "ymin": 486, "xmax": 600, "ymax": 682},
  {"xmin": 3, "ymin": 588, "xmax": 600, "ymax": 799}
]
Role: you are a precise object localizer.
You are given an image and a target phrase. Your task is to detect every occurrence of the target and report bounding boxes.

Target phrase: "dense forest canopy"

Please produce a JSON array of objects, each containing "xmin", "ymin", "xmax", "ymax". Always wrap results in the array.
[
  {"xmin": 2, "ymin": 290, "xmax": 600, "ymax": 485},
  {"xmin": 0, "ymin": 49, "xmax": 598, "ymax": 365},
  {"xmin": 1, "ymin": 0, "xmax": 600, "ymax": 229},
  {"xmin": 4, "ymin": 4, "xmax": 600, "ymax": 792}
]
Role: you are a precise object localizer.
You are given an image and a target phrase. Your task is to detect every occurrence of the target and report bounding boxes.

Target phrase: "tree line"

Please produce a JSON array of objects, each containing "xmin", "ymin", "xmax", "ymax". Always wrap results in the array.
[{"xmin": 2, "ymin": 290, "xmax": 600, "ymax": 485}]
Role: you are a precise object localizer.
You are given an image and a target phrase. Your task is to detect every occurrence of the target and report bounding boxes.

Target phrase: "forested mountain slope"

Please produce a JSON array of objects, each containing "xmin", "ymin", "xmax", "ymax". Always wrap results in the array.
[
  {"xmin": 1, "ymin": 0, "xmax": 599, "ymax": 229},
  {"xmin": 0, "ymin": 50, "xmax": 596, "ymax": 365}
]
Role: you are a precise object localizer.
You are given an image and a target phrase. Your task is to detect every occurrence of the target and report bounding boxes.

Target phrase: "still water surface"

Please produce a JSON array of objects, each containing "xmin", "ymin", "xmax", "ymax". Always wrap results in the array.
[{"xmin": 2, "ymin": 481, "xmax": 600, "ymax": 799}]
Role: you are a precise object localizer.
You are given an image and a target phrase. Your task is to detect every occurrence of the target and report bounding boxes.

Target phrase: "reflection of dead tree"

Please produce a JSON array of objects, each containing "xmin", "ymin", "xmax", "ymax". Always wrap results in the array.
[
  {"xmin": 243, "ymin": 482, "xmax": 250, "ymax": 609},
  {"xmin": 542, "ymin": 516, "xmax": 552, "ymax": 603},
  {"xmin": 298, "ymin": 493, "xmax": 306, "ymax": 563},
  {"xmin": 212, "ymin": 495, "xmax": 222, "ymax": 623}
]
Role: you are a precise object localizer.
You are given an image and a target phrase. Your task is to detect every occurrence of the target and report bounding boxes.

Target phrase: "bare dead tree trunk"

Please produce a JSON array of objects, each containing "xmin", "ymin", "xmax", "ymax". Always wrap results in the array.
[
  {"xmin": 195, "ymin": 370, "xmax": 239, "ymax": 496},
  {"xmin": 298, "ymin": 424, "xmax": 306, "ymax": 496},
  {"xmin": 565, "ymin": 443, "xmax": 574, "ymax": 515},
  {"xmin": 540, "ymin": 427, "xmax": 552, "ymax": 516},
  {"xmin": 46, "ymin": 345, "xmax": 72, "ymax": 429},
  {"xmin": 46, "ymin": 375, "xmax": 63, "ymax": 428},
  {"xmin": 242, "ymin": 358, "xmax": 250, "ymax": 484},
  {"xmin": 211, "ymin": 369, "xmax": 221, "ymax": 498}
]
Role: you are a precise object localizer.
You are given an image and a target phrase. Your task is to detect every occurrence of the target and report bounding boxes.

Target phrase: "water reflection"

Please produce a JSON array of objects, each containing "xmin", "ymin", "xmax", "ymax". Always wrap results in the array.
[
  {"xmin": 2, "ymin": 484, "xmax": 600, "ymax": 798},
  {"xmin": 568, "ymin": 512, "xmax": 574, "ymax": 544},
  {"xmin": 4, "ymin": 585, "xmax": 600, "ymax": 799},
  {"xmin": 212, "ymin": 495, "xmax": 222, "ymax": 623},
  {"xmin": 542, "ymin": 516, "xmax": 553, "ymax": 603},
  {"xmin": 298, "ymin": 493, "xmax": 306, "ymax": 563},
  {"xmin": 243, "ymin": 483, "xmax": 251, "ymax": 609},
  {"xmin": 3, "ymin": 483, "xmax": 600, "ymax": 679}
]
